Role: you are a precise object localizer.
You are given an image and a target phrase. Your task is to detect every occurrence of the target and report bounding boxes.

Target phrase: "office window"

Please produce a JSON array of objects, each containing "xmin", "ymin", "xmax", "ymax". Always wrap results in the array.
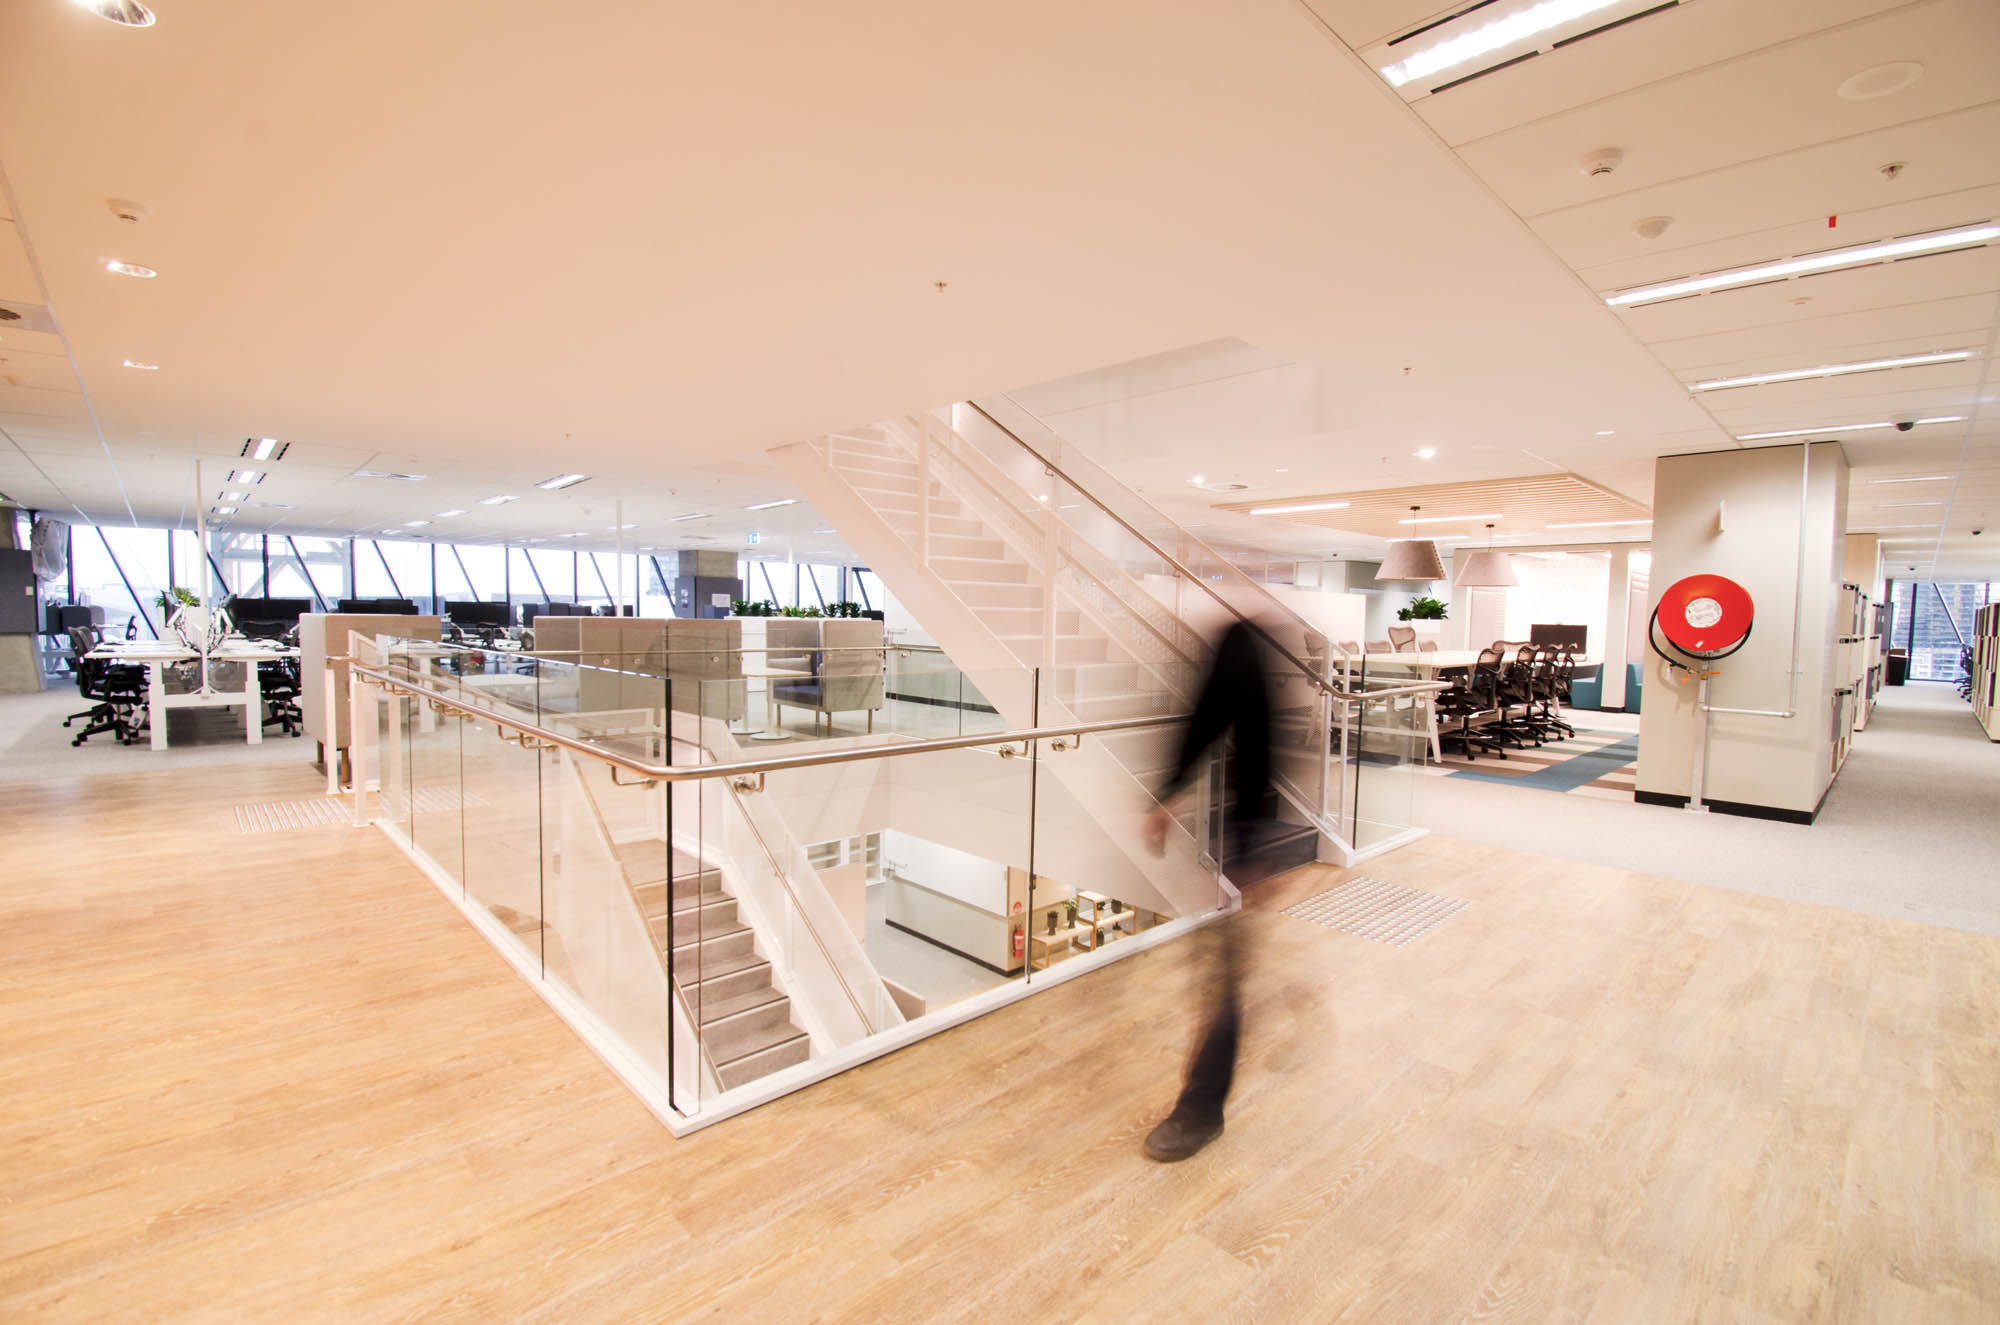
[
  {"xmin": 1904, "ymin": 581, "xmax": 1995, "ymax": 681},
  {"xmin": 100, "ymin": 527, "xmax": 174, "ymax": 635},
  {"xmin": 450, "ymin": 543, "xmax": 506, "ymax": 607},
  {"xmin": 203, "ymin": 531, "xmax": 260, "ymax": 600},
  {"xmin": 524, "ymin": 548, "xmax": 575, "ymax": 604},
  {"xmin": 71, "ymin": 526, "xmax": 152, "ymax": 637},
  {"xmin": 639, "ymin": 554, "xmax": 677, "ymax": 618},
  {"xmin": 277, "ymin": 536, "xmax": 349, "ymax": 608}
]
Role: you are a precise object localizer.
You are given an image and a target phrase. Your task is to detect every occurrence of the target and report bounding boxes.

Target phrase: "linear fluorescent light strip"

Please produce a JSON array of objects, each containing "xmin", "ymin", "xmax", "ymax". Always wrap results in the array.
[
  {"xmin": 1607, "ymin": 223, "xmax": 2000, "ymax": 308},
  {"xmin": 1868, "ymin": 475, "xmax": 1952, "ymax": 484},
  {"xmin": 1546, "ymin": 519, "xmax": 1652, "ymax": 528},
  {"xmin": 1873, "ymin": 501, "xmax": 1944, "ymax": 508},
  {"xmin": 1736, "ymin": 416, "xmax": 1963, "ymax": 441},
  {"xmin": 1249, "ymin": 500, "xmax": 1352, "ymax": 515},
  {"xmin": 1379, "ymin": 0, "xmax": 1625, "ymax": 88},
  {"xmin": 242, "ymin": 437, "xmax": 287, "ymax": 461},
  {"xmin": 479, "ymin": 494, "xmax": 519, "ymax": 505},
  {"xmin": 1398, "ymin": 512, "xmax": 1502, "ymax": 525},
  {"xmin": 670, "ymin": 513, "xmax": 710, "ymax": 522},
  {"xmin": 745, "ymin": 498, "xmax": 796, "ymax": 511},
  {"xmin": 1690, "ymin": 350, "xmax": 1976, "ymax": 392},
  {"xmin": 536, "ymin": 474, "xmax": 590, "ymax": 490}
]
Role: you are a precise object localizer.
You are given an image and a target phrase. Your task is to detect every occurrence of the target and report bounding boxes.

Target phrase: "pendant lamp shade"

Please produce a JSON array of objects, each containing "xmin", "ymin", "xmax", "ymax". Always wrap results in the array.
[
  {"xmin": 1456, "ymin": 548, "xmax": 1518, "ymax": 587},
  {"xmin": 1377, "ymin": 538, "xmax": 1446, "ymax": 581}
]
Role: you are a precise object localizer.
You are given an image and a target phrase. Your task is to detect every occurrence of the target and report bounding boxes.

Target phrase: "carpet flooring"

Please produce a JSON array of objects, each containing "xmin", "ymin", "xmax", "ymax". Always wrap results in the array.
[
  {"xmin": 1420, "ymin": 683, "xmax": 2000, "ymax": 936},
  {"xmin": 1431, "ymin": 726, "xmax": 1639, "ymax": 800}
]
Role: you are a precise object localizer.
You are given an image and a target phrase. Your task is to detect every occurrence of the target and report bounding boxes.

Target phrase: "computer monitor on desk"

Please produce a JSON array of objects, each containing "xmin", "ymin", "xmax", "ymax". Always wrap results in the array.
[
  {"xmin": 519, "ymin": 602, "xmax": 578, "ymax": 627},
  {"xmin": 445, "ymin": 600, "xmax": 512, "ymax": 630},
  {"xmin": 338, "ymin": 597, "xmax": 419, "ymax": 615},
  {"xmin": 229, "ymin": 596, "xmax": 311, "ymax": 639}
]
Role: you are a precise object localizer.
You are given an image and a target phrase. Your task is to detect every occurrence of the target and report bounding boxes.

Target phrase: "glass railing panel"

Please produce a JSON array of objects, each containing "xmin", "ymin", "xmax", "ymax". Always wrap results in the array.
[
  {"xmin": 459, "ymin": 698, "xmax": 546, "ymax": 970},
  {"xmin": 683, "ymin": 667, "xmax": 1042, "ymax": 1102},
  {"xmin": 1346, "ymin": 670, "xmax": 1428, "ymax": 853},
  {"xmin": 535, "ymin": 666, "xmax": 679, "ymax": 1108},
  {"xmin": 406, "ymin": 648, "xmax": 466, "ymax": 892}
]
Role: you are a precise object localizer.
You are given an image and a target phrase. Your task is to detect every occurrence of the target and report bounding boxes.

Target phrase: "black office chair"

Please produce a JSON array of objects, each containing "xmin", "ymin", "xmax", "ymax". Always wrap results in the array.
[
  {"xmin": 1542, "ymin": 647, "xmax": 1577, "ymax": 738},
  {"xmin": 1521, "ymin": 644, "xmax": 1567, "ymax": 742},
  {"xmin": 1491, "ymin": 642, "xmax": 1544, "ymax": 747},
  {"xmin": 260, "ymin": 656, "xmax": 304, "ymax": 737},
  {"xmin": 1435, "ymin": 645, "xmax": 1507, "ymax": 759},
  {"xmin": 64, "ymin": 627, "xmax": 148, "ymax": 746}
]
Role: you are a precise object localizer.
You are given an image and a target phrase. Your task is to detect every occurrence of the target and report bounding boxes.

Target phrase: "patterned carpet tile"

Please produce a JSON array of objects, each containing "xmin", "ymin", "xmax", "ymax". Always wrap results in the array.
[{"xmin": 1428, "ymin": 727, "xmax": 1638, "ymax": 799}]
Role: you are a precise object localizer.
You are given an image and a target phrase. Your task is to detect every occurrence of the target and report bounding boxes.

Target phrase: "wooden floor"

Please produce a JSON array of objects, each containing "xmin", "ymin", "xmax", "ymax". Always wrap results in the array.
[{"xmin": 2, "ymin": 758, "xmax": 1996, "ymax": 1322}]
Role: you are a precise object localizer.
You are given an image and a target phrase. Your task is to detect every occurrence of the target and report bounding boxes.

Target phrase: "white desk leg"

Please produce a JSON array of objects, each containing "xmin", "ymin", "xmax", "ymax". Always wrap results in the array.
[
  {"xmin": 149, "ymin": 663, "xmax": 168, "ymax": 751},
  {"xmin": 246, "ymin": 663, "xmax": 264, "ymax": 744}
]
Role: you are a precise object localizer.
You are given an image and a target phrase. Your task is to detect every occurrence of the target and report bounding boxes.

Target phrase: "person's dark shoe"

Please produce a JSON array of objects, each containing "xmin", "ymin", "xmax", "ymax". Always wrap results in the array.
[{"xmin": 1143, "ymin": 1113, "xmax": 1223, "ymax": 1162}]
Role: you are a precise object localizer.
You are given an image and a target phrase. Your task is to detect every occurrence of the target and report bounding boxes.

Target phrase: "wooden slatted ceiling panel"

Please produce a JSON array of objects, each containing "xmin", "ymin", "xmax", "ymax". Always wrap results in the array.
[{"xmin": 1214, "ymin": 472, "xmax": 1650, "ymax": 538}]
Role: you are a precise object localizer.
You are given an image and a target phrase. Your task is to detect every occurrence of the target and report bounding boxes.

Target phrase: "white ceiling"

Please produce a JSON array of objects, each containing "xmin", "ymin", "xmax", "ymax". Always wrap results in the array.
[{"xmin": 1, "ymin": 0, "xmax": 1997, "ymax": 581}]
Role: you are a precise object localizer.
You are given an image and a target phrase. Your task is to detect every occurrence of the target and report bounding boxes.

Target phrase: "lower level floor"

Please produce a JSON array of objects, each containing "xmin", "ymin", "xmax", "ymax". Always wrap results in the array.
[{"xmin": 1, "ymin": 748, "xmax": 1994, "ymax": 1320}]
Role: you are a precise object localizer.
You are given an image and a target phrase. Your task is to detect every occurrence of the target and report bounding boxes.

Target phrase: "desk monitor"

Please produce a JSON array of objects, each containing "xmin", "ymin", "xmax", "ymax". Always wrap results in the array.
[
  {"xmin": 1530, "ymin": 624, "xmax": 1588, "ymax": 651},
  {"xmin": 445, "ymin": 600, "xmax": 511, "ymax": 628},
  {"xmin": 338, "ymin": 597, "xmax": 419, "ymax": 615},
  {"xmin": 230, "ymin": 596, "xmax": 311, "ymax": 624}
]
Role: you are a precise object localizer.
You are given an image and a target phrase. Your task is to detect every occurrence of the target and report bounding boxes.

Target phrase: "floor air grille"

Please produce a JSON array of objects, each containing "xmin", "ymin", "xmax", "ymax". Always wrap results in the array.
[
  {"xmin": 1282, "ymin": 876, "xmax": 1467, "ymax": 947},
  {"xmin": 234, "ymin": 787, "xmax": 485, "ymax": 833}
]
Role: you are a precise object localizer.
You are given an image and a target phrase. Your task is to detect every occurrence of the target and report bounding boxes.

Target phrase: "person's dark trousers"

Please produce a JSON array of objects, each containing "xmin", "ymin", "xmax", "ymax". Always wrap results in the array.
[{"xmin": 1166, "ymin": 814, "xmax": 1258, "ymax": 1125}]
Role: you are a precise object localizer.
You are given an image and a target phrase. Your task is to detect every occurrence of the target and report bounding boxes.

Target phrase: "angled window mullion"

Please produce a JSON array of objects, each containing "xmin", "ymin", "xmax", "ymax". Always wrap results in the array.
[{"xmin": 98, "ymin": 525, "xmax": 159, "ymax": 638}]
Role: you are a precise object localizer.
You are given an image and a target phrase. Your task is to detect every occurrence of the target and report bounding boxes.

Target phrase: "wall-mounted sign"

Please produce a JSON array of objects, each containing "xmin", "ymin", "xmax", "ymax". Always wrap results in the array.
[{"xmin": 745, "ymin": 531, "xmax": 761, "ymax": 547}]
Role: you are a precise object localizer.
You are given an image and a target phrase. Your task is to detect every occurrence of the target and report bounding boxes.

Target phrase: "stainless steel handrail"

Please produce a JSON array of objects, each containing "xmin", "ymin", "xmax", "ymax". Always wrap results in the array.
[
  {"xmin": 354, "ymin": 659, "xmax": 1448, "ymax": 781},
  {"xmin": 353, "ymin": 660, "xmax": 1201, "ymax": 780}
]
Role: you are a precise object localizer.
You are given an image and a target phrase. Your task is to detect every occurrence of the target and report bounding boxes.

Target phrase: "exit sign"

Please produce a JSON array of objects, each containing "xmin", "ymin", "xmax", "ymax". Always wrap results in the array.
[{"xmin": 745, "ymin": 531, "xmax": 761, "ymax": 547}]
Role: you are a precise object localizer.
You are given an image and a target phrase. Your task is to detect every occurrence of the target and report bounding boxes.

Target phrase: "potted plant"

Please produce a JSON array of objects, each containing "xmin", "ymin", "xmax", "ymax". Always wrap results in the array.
[
  {"xmin": 1396, "ymin": 595, "xmax": 1448, "ymax": 622},
  {"xmin": 1062, "ymin": 898, "xmax": 1079, "ymax": 930}
]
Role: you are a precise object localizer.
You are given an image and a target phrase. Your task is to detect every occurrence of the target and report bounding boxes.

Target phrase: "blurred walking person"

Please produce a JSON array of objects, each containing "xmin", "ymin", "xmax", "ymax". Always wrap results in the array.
[{"xmin": 1141, "ymin": 616, "xmax": 1275, "ymax": 1162}]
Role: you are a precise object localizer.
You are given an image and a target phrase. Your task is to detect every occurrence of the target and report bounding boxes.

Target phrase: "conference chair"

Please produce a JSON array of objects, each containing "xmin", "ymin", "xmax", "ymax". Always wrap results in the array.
[
  {"xmin": 1541, "ymin": 648, "xmax": 1577, "ymax": 738},
  {"xmin": 1491, "ymin": 642, "xmax": 1544, "ymax": 747},
  {"xmin": 1418, "ymin": 639, "xmax": 1438, "ymax": 652},
  {"xmin": 1386, "ymin": 625, "xmax": 1417, "ymax": 652},
  {"xmin": 1436, "ymin": 645, "xmax": 1507, "ymax": 759}
]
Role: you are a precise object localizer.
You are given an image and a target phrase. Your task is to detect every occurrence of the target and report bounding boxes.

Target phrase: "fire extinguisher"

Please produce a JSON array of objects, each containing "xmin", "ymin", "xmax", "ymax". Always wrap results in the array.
[{"xmin": 1013, "ymin": 926, "xmax": 1026, "ymax": 960}]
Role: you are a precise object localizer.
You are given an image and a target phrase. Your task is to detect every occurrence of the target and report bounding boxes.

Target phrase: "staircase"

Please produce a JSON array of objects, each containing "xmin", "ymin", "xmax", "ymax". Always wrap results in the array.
[
  {"xmin": 618, "ymin": 839, "xmax": 812, "ymax": 1090},
  {"xmin": 775, "ymin": 410, "xmax": 1342, "ymax": 903}
]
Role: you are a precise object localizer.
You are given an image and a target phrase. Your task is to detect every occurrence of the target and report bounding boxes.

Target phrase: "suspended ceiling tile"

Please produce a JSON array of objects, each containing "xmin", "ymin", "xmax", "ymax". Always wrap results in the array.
[
  {"xmin": 1457, "ymin": 0, "xmax": 2000, "ymax": 219},
  {"xmin": 1613, "ymin": 244, "xmax": 2000, "ymax": 344},
  {"xmin": 1214, "ymin": 470, "xmax": 1651, "ymax": 540},
  {"xmin": 0, "ymin": 384, "xmax": 87, "ymax": 418},
  {"xmin": 0, "ymin": 219, "xmax": 42, "ymax": 306},
  {"xmin": 1297, "ymin": 0, "xmax": 1461, "ymax": 49},
  {"xmin": 1646, "ymin": 294, "xmax": 1998, "ymax": 372},
  {"xmin": 1416, "ymin": 0, "xmax": 1907, "ymax": 148},
  {"xmin": 1541, "ymin": 113, "xmax": 2000, "ymax": 279}
]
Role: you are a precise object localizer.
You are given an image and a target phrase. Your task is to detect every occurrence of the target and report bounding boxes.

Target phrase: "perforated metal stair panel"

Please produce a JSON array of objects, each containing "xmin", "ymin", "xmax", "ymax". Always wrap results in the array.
[
  {"xmin": 1282, "ymin": 876, "xmax": 1467, "ymax": 947},
  {"xmin": 234, "ymin": 787, "xmax": 487, "ymax": 833}
]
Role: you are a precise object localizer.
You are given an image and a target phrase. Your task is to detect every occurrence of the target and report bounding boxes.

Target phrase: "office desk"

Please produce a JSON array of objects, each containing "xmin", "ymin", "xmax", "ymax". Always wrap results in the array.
[{"xmin": 88, "ymin": 639, "xmax": 300, "ymax": 750}]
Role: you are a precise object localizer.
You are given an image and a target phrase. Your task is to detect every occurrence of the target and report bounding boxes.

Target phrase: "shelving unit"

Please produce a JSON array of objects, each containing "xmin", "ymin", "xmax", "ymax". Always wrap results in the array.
[{"xmin": 1974, "ymin": 602, "xmax": 2000, "ymax": 742}]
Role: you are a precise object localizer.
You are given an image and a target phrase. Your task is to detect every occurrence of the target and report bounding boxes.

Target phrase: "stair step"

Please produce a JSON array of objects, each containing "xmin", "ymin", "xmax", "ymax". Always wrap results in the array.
[
  {"xmin": 1058, "ymin": 690, "xmax": 1169, "ymax": 720},
  {"xmin": 650, "ymin": 904, "xmax": 749, "ymax": 948},
  {"xmin": 936, "ymin": 556, "xmax": 1031, "ymax": 584},
  {"xmin": 671, "ymin": 924, "xmax": 758, "ymax": 967},
  {"xmin": 855, "ymin": 488, "xmax": 967, "ymax": 520},
  {"xmin": 678, "ymin": 959, "xmax": 777, "ymax": 1006},
  {"xmin": 714, "ymin": 1030, "xmax": 813, "ymax": 1090},
  {"xmin": 827, "ymin": 433, "xmax": 906, "ymax": 462},
  {"xmin": 976, "ymin": 607, "xmax": 1082, "ymax": 636},
  {"xmin": 998, "ymin": 633, "xmax": 1112, "ymax": 664},
  {"xmin": 696, "ymin": 983, "xmax": 791, "ymax": 1028},
  {"xmin": 615, "ymin": 840, "xmax": 722, "ymax": 893},
  {"xmin": 881, "ymin": 509, "xmax": 988, "ymax": 539},
  {"xmin": 953, "ymin": 581, "xmax": 1044, "ymax": 610},
  {"xmin": 672, "ymin": 946, "xmax": 769, "ymax": 987}
]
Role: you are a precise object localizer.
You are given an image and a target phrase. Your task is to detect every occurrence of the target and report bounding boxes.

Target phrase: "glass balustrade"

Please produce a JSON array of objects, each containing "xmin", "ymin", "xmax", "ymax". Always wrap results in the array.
[{"xmin": 347, "ymin": 637, "xmax": 1249, "ymax": 1125}]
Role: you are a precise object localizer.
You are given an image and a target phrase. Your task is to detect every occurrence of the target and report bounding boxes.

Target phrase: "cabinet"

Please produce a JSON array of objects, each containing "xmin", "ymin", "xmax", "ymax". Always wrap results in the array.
[{"xmin": 1973, "ymin": 602, "xmax": 2000, "ymax": 742}]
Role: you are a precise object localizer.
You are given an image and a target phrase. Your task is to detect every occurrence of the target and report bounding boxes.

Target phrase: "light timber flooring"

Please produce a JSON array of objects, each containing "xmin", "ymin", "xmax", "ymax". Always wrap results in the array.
[{"xmin": 1, "ymin": 758, "xmax": 1996, "ymax": 1321}]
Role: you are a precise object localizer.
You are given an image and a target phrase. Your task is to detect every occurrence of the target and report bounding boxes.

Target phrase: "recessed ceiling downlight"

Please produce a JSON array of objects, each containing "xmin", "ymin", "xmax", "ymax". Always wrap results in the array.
[
  {"xmin": 104, "ymin": 259, "xmax": 156, "ymax": 278},
  {"xmin": 72, "ymin": 0, "xmax": 156, "ymax": 27},
  {"xmin": 1836, "ymin": 61, "xmax": 1923, "ymax": 101}
]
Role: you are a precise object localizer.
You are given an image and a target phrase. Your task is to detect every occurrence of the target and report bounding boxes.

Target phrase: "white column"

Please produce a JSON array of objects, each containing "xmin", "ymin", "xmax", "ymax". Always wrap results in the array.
[{"xmin": 1601, "ymin": 545, "xmax": 1630, "ymax": 710}]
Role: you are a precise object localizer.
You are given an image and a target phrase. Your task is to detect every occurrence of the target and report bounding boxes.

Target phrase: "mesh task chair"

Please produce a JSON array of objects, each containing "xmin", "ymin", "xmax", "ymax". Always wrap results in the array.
[
  {"xmin": 64, "ymin": 627, "xmax": 148, "ymax": 746},
  {"xmin": 1435, "ymin": 645, "xmax": 1507, "ymax": 759},
  {"xmin": 1541, "ymin": 647, "xmax": 1577, "ymax": 738},
  {"xmin": 260, "ymin": 656, "xmax": 304, "ymax": 737},
  {"xmin": 1490, "ymin": 642, "xmax": 1544, "ymax": 747},
  {"xmin": 1386, "ymin": 625, "xmax": 1417, "ymax": 652}
]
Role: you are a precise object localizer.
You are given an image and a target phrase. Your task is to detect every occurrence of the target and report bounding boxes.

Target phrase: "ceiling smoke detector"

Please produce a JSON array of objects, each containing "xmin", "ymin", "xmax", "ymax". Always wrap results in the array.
[
  {"xmin": 1579, "ymin": 147, "xmax": 1624, "ymax": 178},
  {"xmin": 107, "ymin": 198, "xmax": 149, "ymax": 224},
  {"xmin": 1193, "ymin": 479, "xmax": 1251, "ymax": 493},
  {"xmin": 1633, "ymin": 216, "xmax": 1672, "ymax": 240}
]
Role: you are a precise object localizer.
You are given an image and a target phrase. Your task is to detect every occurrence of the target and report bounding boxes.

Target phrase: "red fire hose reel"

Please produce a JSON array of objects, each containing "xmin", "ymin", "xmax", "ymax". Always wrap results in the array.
[{"xmin": 1652, "ymin": 573, "xmax": 1756, "ymax": 663}]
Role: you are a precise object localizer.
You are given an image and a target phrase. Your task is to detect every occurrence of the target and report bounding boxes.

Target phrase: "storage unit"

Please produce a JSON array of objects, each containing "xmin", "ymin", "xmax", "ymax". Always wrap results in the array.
[
  {"xmin": 1973, "ymin": 601, "xmax": 2000, "ymax": 742},
  {"xmin": 299, "ymin": 613, "xmax": 441, "ymax": 774}
]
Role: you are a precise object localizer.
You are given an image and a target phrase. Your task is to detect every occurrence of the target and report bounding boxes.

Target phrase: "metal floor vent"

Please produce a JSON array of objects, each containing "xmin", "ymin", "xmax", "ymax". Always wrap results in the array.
[
  {"xmin": 1282, "ymin": 876, "xmax": 1467, "ymax": 947},
  {"xmin": 234, "ymin": 787, "xmax": 486, "ymax": 833}
]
